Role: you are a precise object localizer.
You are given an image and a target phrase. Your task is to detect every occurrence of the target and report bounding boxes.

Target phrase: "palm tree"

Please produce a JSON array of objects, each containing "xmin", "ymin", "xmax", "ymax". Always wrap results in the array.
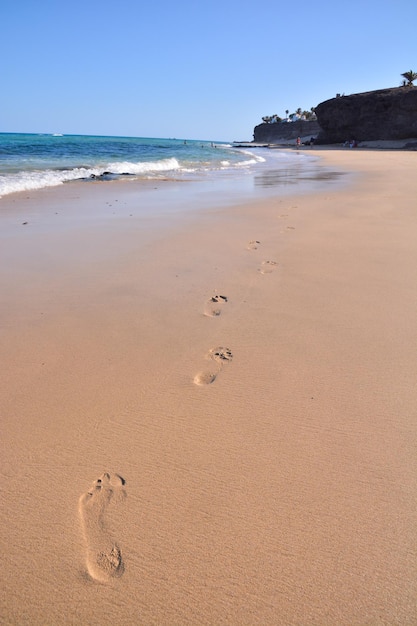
[{"xmin": 401, "ymin": 70, "xmax": 417, "ymax": 86}]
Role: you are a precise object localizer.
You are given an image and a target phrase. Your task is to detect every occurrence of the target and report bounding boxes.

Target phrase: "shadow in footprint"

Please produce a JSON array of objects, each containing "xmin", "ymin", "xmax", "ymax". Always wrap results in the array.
[
  {"xmin": 204, "ymin": 294, "xmax": 228, "ymax": 317},
  {"xmin": 194, "ymin": 346, "xmax": 233, "ymax": 385},
  {"xmin": 247, "ymin": 240, "xmax": 261, "ymax": 250},
  {"xmin": 210, "ymin": 347, "xmax": 233, "ymax": 363},
  {"xmin": 79, "ymin": 473, "xmax": 126, "ymax": 583}
]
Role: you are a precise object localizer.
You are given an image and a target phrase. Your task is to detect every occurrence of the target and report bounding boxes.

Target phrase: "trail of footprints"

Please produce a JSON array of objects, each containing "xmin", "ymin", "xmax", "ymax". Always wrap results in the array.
[
  {"xmin": 80, "ymin": 233, "xmax": 285, "ymax": 581},
  {"xmin": 247, "ymin": 239, "xmax": 279, "ymax": 275},
  {"xmin": 195, "ymin": 238, "xmax": 280, "ymax": 385}
]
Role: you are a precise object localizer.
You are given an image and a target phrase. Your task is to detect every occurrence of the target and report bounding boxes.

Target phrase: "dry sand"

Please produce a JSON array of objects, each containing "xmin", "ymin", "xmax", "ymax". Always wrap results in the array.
[{"xmin": 0, "ymin": 150, "xmax": 416, "ymax": 625}]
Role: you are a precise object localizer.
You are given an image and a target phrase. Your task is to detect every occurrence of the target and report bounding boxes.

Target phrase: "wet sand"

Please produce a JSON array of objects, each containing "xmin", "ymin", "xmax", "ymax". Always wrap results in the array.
[{"xmin": 0, "ymin": 149, "xmax": 416, "ymax": 624}]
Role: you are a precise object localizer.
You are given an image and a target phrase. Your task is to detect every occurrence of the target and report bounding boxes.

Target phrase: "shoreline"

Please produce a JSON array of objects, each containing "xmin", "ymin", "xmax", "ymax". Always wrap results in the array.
[
  {"xmin": 233, "ymin": 138, "xmax": 417, "ymax": 150},
  {"xmin": 1, "ymin": 149, "xmax": 416, "ymax": 624},
  {"xmin": 0, "ymin": 146, "xmax": 347, "ymax": 208}
]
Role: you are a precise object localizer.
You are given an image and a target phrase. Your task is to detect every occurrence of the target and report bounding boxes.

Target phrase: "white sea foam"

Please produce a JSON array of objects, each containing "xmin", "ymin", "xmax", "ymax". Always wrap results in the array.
[
  {"xmin": 0, "ymin": 137, "xmax": 299, "ymax": 198},
  {"xmin": 106, "ymin": 158, "xmax": 180, "ymax": 174},
  {"xmin": 0, "ymin": 167, "xmax": 101, "ymax": 197},
  {"xmin": 0, "ymin": 158, "xmax": 182, "ymax": 197},
  {"xmin": 233, "ymin": 149, "xmax": 266, "ymax": 167},
  {"xmin": 235, "ymin": 158, "xmax": 260, "ymax": 167}
]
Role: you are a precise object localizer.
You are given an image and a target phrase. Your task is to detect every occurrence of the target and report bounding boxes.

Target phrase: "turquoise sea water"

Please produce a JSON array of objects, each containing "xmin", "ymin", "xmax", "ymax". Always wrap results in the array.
[
  {"xmin": 0, "ymin": 132, "xmax": 329, "ymax": 197},
  {"xmin": 0, "ymin": 133, "xmax": 345, "ymax": 201},
  {"xmin": 0, "ymin": 133, "xmax": 263, "ymax": 196}
]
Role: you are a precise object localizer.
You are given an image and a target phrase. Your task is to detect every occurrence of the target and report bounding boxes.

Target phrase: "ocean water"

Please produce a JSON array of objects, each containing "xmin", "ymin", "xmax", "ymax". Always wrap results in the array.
[
  {"xmin": 0, "ymin": 133, "xmax": 334, "ymax": 196},
  {"xmin": 0, "ymin": 133, "xmax": 343, "ymax": 200},
  {"xmin": 0, "ymin": 133, "xmax": 257, "ymax": 197}
]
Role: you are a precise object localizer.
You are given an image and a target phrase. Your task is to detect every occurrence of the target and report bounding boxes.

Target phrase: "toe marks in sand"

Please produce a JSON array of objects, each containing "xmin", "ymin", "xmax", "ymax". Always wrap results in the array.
[
  {"xmin": 210, "ymin": 346, "xmax": 233, "ymax": 363},
  {"xmin": 79, "ymin": 473, "xmax": 126, "ymax": 583},
  {"xmin": 204, "ymin": 294, "xmax": 228, "ymax": 317}
]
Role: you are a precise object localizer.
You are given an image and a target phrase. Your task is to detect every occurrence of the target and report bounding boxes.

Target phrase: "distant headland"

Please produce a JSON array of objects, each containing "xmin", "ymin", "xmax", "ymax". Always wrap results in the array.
[{"xmin": 248, "ymin": 75, "xmax": 417, "ymax": 149}]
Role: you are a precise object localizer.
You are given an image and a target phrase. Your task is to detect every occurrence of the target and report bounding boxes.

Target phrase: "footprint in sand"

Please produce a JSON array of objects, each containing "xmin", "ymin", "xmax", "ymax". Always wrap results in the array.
[
  {"xmin": 79, "ymin": 472, "xmax": 126, "ymax": 583},
  {"xmin": 204, "ymin": 294, "xmax": 228, "ymax": 317},
  {"xmin": 194, "ymin": 346, "xmax": 233, "ymax": 385},
  {"xmin": 247, "ymin": 240, "xmax": 261, "ymax": 250},
  {"xmin": 258, "ymin": 260, "xmax": 278, "ymax": 274}
]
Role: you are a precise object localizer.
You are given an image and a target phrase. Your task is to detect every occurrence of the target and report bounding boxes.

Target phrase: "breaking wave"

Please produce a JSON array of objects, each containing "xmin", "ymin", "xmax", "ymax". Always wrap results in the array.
[
  {"xmin": 0, "ymin": 158, "xmax": 183, "ymax": 197},
  {"xmin": 0, "ymin": 132, "xmax": 299, "ymax": 198}
]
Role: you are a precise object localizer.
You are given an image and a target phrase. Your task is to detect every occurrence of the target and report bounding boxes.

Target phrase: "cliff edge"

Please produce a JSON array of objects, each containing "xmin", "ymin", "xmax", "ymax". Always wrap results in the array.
[
  {"xmin": 314, "ymin": 87, "xmax": 417, "ymax": 143},
  {"xmin": 253, "ymin": 120, "xmax": 320, "ymax": 144}
]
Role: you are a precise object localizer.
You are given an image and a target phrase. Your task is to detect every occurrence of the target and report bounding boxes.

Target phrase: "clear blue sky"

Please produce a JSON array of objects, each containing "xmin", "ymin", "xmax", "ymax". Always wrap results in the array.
[{"xmin": 2, "ymin": 0, "xmax": 416, "ymax": 141}]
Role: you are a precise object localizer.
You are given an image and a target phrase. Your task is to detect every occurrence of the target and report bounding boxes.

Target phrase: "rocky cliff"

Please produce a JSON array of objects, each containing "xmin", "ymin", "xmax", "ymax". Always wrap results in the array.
[
  {"xmin": 253, "ymin": 120, "xmax": 321, "ymax": 143},
  {"xmin": 315, "ymin": 87, "xmax": 417, "ymax": 143}
]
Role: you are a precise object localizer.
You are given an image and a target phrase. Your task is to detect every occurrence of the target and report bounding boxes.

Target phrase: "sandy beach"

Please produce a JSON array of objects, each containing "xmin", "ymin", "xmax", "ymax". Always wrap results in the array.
[{"xmin": 1, "ymin": 149, "xmax": 416, "ymax": 625}]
